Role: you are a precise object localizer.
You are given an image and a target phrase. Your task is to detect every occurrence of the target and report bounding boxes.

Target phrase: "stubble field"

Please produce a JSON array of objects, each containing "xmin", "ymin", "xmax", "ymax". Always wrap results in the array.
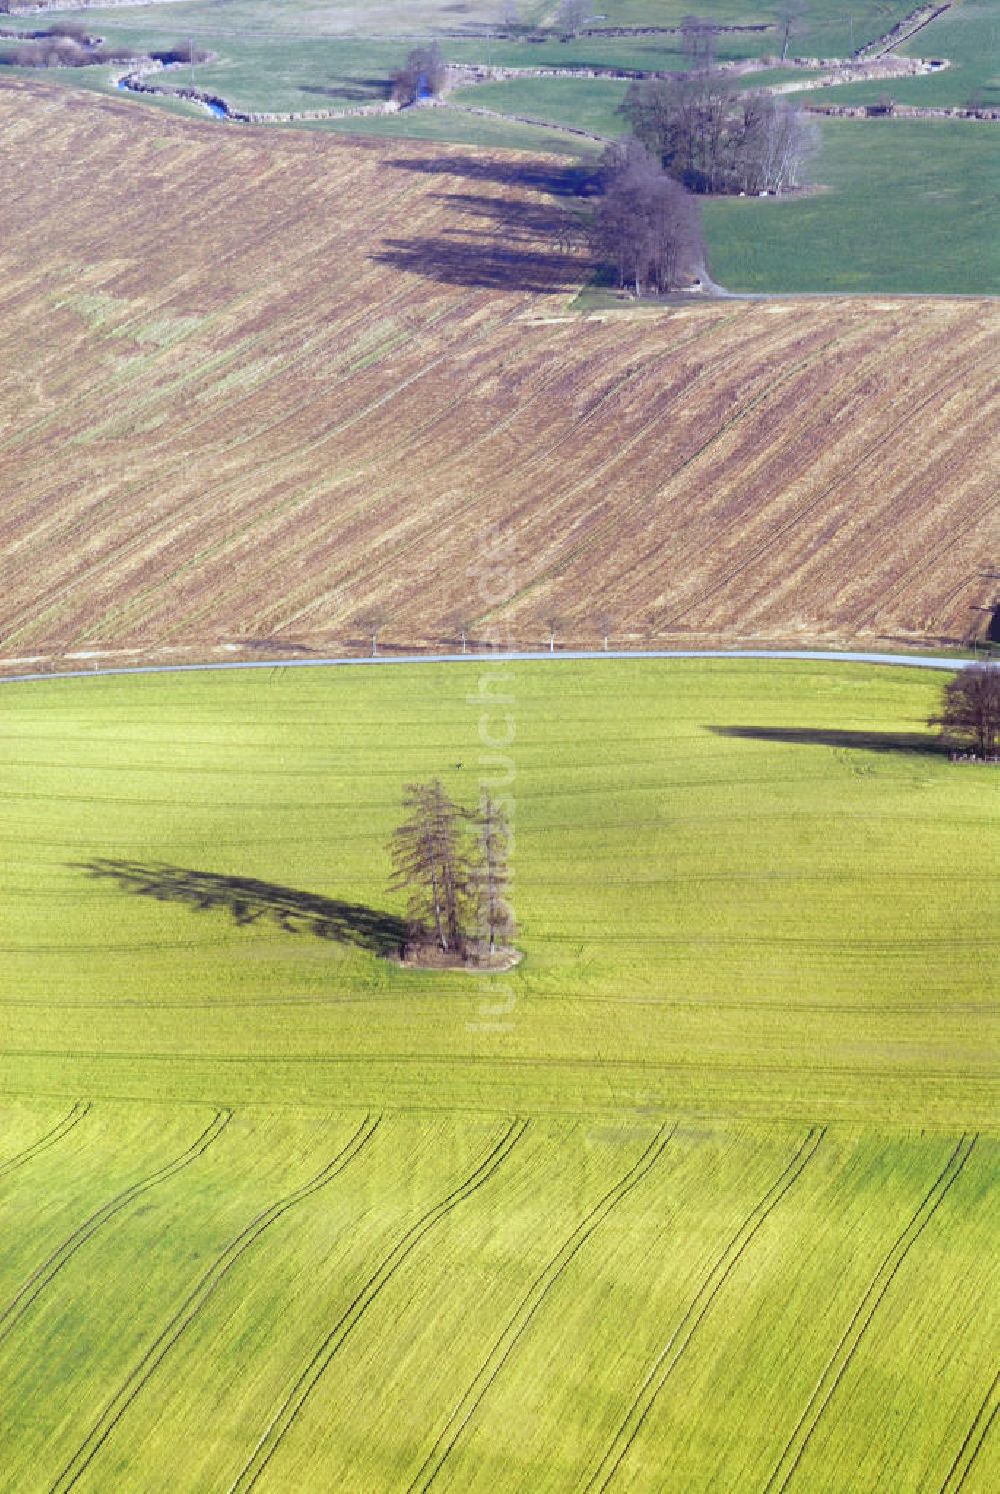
[
  {"xmin": 1, "ymin": 80, "xmax": 997, "ymax": 672},
  {"xmin": 0, "ymin": 657, "xmax": 997, "ymax": 1491}
]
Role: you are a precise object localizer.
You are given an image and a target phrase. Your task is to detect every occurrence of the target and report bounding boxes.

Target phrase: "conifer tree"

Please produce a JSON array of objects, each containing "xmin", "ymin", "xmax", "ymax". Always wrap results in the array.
[{"xmin": 389, "ymin": 780, "xmax": 469, "ymax": 952}]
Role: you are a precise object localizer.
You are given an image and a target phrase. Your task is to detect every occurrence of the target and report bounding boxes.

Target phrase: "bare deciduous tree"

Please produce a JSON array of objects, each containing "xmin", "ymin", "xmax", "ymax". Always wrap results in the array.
[
  {"xmin": 448, "ymin": 612, "xmax": 475, "ymax": 654},
  {"xmin": 930, "ymin": 665, "xmax": 1000, "ymax": 759},
  {"xmin": 392, "ymin": 42, "xmax": 446, "ymax": 105},
  {"xmin": 356, "ymin": 610, "xmax": 387, "ymax": 657},
  {"xmin": 680, "ymin": 14, "xmax": 716, "ymax": 72},
  {"xmin": 591, "ymin": 138, "xmax": 704, "ymax": 295},
  {"xmin": 542, "ymin": 612, "xmax": 566, "ymax": 653},
  {"xmin": 621, "ymin": 77, "xmax": 817, "ymax": 196},
  {"xmin": 474, "ymin": 791, "xmax": 514, "ymax": 955},
  {"xmin": 595, "ymin": 610, "xmax": 616, "ymax": 651},
  {"xmin": 389, "ymin": 780, "xmax": 470, "ymax": 953},
  {"xmin": 777, "ymin": 5, "xmax": 807, "ymax": 63}
]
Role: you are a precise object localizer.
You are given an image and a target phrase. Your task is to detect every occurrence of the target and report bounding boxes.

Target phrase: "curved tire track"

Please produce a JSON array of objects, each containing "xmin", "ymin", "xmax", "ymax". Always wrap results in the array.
[
  {"xmin": 49, "ymin": 1112, "xmax": 380, "ymax": 1494},
  {"xmin": 764, "ymin": 1132, "xmax": 978, "ymax": 1493},
  {"xmin": 228, "ymin": 1116, "xmax": 530, "ymax": 1493},
  {"xmin": 408, "ymin": 1122, "xmax": 677, "ymax": 1493},
  {"xmin": 0, "ymin": 1108, "xmax": 231, "ymax": 1347},
  {"xmin": 0, "ymin": 1101, "xmax": 91, "ymax": 1182},
  {"xmin": 941, "ymin": 1368, "xmax": 1000, "ymax": 1493},
  {"xmin": 585, "ymin": 1125, "xmax": 826, "ymax": 1492}
]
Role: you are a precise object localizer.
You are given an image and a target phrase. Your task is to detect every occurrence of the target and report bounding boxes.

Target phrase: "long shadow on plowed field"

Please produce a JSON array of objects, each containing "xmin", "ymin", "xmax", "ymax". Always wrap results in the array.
[
  {"xmin": 372, "ymin": 154, "xmax": 593, "ymax": 292},
  {"xmin": 372, "ymin": 233, "xmax": 584, "ymax": 293},
  {"xmin": 75, "ymin": 860, "xmax": 405, "ymax": 956},
  {"xmin": 710, "ymin": 726, "xmax": 942, "ymax": 755},
  {"xmin": 385, "ymin": 155, "xmax": 594, "ymax": 198}
]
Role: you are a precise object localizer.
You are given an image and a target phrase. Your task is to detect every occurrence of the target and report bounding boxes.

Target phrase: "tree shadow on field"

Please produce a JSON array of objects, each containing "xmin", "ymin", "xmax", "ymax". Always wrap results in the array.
[
  {"xmin": 385, "ymin": 154, "xmax": 595, "ymax": 198},
  {"xmin": 301, "ymin": 78, "xmax": 391, "ymax": 103},
  {"xmin": 372, "ymin": 236, "xmax": 585, "ymax": 293},
  {"xmin": 370, "ymin": 154, "xmax": 595, "ymax": 293},
  {"xmin": 75, "ymin": 860, "xmax": 405, "ymax": 958},
  {"xmin": 709, "ymin": 726, "xmax": 943, "ymax": 756}
]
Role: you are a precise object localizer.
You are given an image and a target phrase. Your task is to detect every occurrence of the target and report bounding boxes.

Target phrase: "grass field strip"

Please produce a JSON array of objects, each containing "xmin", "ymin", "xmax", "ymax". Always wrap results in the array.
[
  {"xmin": 49, "ymin": 1112, "xmax": 380, "ymax": 1493},
  {"xmin": 940, "ymin": 1366, "xmax": 1000, "ymax": 1493},
  {"xmin": 0, "ymin": 1101, "xmax": 91, "ymax": 1180},
  {"xmin": 763, "ymin": 1133, "xmax": 980, "ymax": 1492},
  {"xmin": 407, "ymin": 1123, "xmax": 678, "ymax": 1491},
  {"xmin": 584, "ymin": 1125, "xmax": 827, "ymax": 1491},
  {"xmin": 227, "ymin": 1116, "xmax": 529, "ymax": 1492},
  {"xmin": 0, "ymin": 1108, "xmax": 231, "ymax": 1348}
]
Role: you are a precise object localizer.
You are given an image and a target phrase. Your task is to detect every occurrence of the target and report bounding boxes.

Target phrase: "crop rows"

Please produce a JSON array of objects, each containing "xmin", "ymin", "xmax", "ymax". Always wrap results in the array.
[
  {"xmin": 0, "ymin": 1100, "xmax": 994, "ymax": 1492},
  {"xmin": 49, "ymin": 1113, "xmax": 381, "ymax": 1493},
  {"xmin": 0, "ymin": 81, "xmax": 995, "ymax": 666}
]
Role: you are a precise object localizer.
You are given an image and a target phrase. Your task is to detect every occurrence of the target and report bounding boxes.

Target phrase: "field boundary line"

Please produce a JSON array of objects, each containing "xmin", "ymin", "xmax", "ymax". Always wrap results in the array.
[
  {"xmin": 0, "ymin": 1109, "xmax": 231, "ymax": 1346},
  {"xmin": 408, "ymin": 1122, "xmax": 678, "ymax": 1493},
  {"xmin": 764, "ymin": 1133, "xmax": 979, "ymax": 1493},
  {"xmin": 48, "ymin": 1113, "xmax": 381, "ymax": 1494},
  {"xmin": 228, "ymin": 1116, "xmax": 530, "ymax": 1493},
  {"xmin": 584, "ymin": 1125, "xmax": 826, "ymax": 1492},
  {"xmin": 940, "ymin": 1368, "xmax": 1000, "ymax": 1492},
  {"xmin": 0, "ymin": 1101, "xmax": 90, "ymax": 1181}
]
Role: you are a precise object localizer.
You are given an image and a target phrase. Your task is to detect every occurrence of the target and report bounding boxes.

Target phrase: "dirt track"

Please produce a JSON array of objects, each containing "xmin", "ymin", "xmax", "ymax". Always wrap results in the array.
[{"xmin": 0, "ymin": 81, "xmax": 996, "ymax": 665}]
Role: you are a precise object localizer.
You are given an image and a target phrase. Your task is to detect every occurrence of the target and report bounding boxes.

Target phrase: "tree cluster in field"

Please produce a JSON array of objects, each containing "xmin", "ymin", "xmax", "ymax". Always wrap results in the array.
[
  {"xmin": 621, "ymin": 74, "xmax": 819, "ymax": 198},
  {"xmin": 580, "ymin": 14, "xmax": 816, "ymax": 296},
  {"xmin": 389, "ymin": 780, "xmax": 515, "ymax": 965},
  {"xmin": 392, "ymin": 43, "xmax": 447, "ymax": 106},
  {"xmin": 930, "ymin": 664, "xmax": 1000, "ymax": 761},
  {"xmin": 590, "ymin": 138, "xmax": 705, "ymax": 296},
  {"xmin": 625, "ymin": 14, "xmax": 816, "ymax": 200}
]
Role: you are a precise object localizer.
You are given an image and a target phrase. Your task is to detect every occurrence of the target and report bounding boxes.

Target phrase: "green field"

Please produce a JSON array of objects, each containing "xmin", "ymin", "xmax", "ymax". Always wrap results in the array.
[
  {"xmin": 798, "ymin": 0, "xmax": 1000, "ymax": 109},
  {"xmin": 703, "ymin": 116, "xmax": 1000, "ymax": 293},
  {"xmin": 1, "ymin": 659, "xmax": 997, "ymax": 1489}
]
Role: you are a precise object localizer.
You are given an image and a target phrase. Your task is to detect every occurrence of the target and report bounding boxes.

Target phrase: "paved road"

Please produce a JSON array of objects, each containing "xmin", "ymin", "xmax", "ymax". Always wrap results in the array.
[{"xmin": 0, "ymin": 647, "xmax": 979, "ymax": 686}]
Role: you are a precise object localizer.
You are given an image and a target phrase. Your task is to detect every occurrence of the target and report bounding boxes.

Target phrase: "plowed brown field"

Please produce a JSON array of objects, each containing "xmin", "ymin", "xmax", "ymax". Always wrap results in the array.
[{"xmin": 1, "ymin": 80, "xmax": 996, "ymax": 666}]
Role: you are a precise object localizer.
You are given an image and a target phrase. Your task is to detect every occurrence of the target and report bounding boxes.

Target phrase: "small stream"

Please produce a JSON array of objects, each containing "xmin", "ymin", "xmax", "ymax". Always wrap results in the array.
[{"xmin": 116, "ymin": 71, "xmax": 233, "ymax": 119}]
